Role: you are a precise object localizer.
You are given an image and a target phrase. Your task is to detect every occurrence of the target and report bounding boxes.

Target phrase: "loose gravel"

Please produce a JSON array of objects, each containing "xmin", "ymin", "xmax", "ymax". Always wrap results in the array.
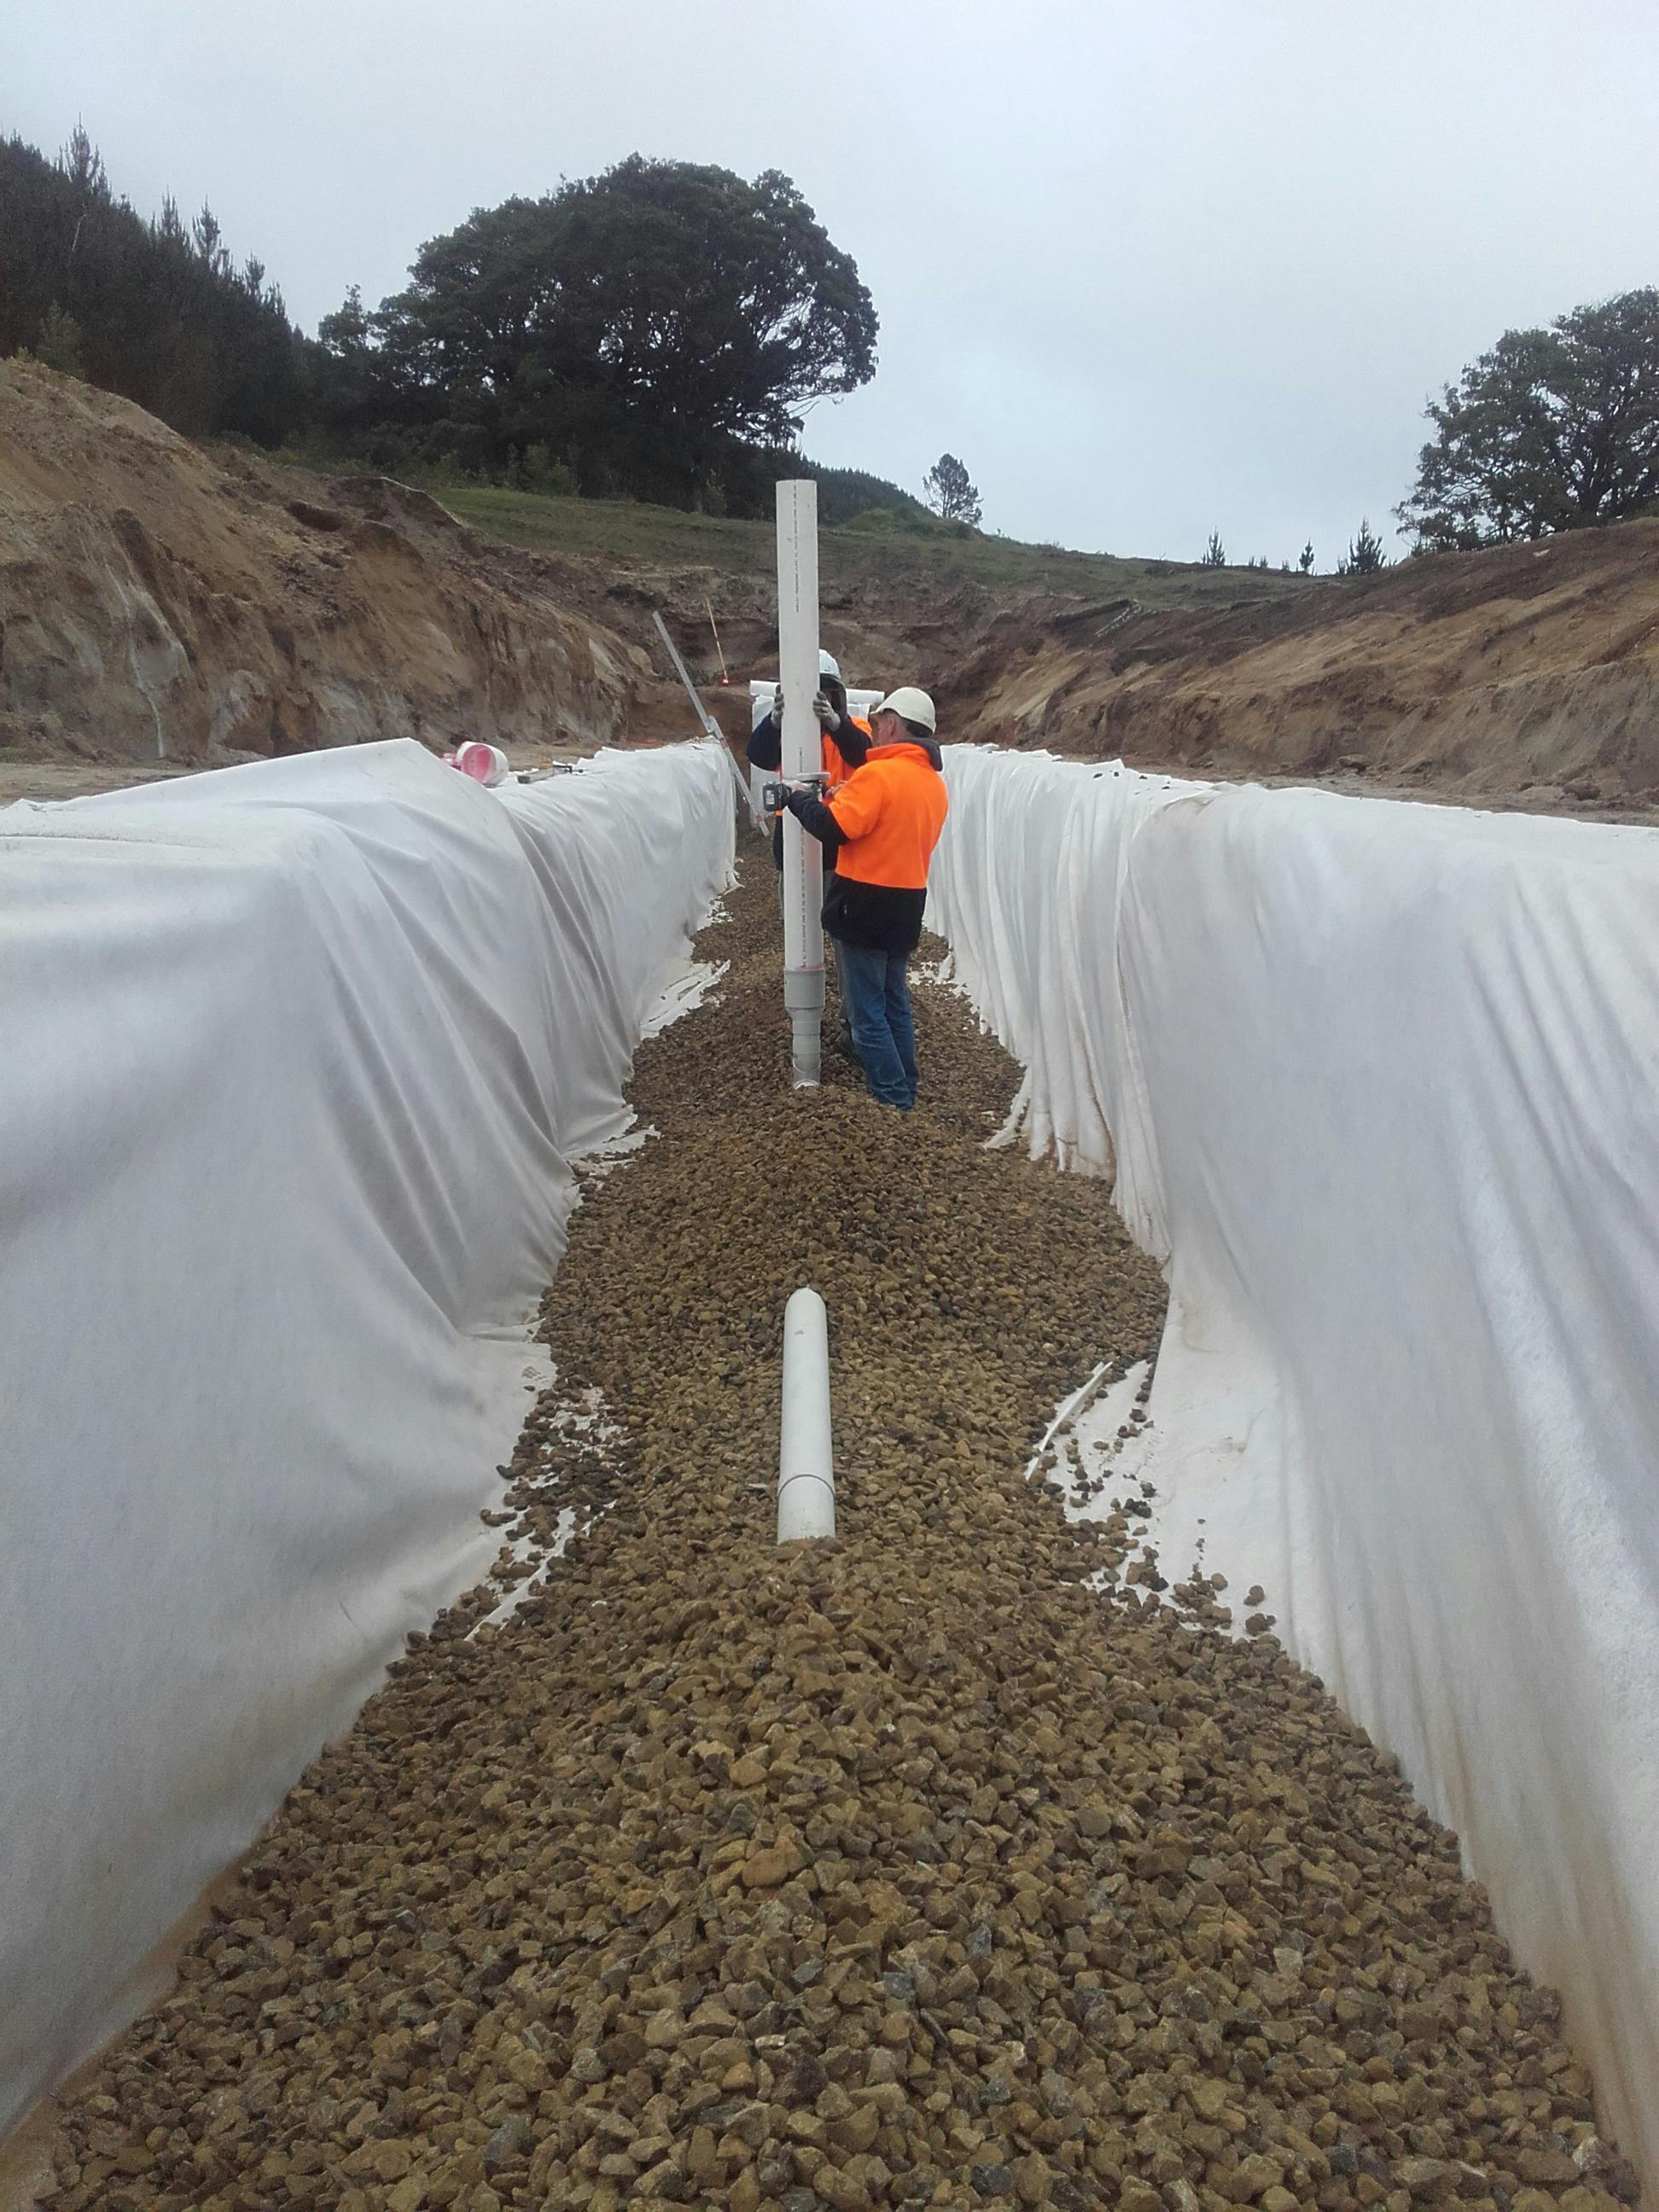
[{"xmin": 34, "ymin": 856, "xmax": 1639, "ymax": 2212}]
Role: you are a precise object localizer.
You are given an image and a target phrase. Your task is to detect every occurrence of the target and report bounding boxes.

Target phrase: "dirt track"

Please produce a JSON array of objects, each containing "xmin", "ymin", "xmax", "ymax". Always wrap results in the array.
[{"xmin": 20, "ymin": 859, "xmax": 1639, "ymax": 2212}]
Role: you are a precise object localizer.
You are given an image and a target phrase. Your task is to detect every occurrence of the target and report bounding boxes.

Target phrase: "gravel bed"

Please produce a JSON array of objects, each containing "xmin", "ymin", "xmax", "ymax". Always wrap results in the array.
[{"xmin": 32, "ymin": 858, "xmax": 1639, "ymax": 2212}]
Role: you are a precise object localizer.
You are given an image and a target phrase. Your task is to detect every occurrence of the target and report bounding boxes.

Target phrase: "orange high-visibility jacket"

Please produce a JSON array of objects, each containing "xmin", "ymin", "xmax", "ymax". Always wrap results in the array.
[
  {"xmin": 826, "ymin": 741, "xmax": 949, "ymax": 888},
  {"xmin": 821, "ymin": 717, "xmax": 872, "ymax": 793}
]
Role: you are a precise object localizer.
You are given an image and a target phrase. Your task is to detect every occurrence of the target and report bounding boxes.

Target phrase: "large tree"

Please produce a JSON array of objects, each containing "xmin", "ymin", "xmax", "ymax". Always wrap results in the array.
[
  {"xmin": 1398, "ymin": 289, "xmax": 1659, "ymax": 550},
  {"xmin": 342, "ymin": 156, "xmax": 877, "ymax": 503}
]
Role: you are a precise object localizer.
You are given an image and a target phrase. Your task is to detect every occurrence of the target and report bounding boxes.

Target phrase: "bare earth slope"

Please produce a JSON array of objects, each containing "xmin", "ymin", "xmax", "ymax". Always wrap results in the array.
[
  {"xmin": 941, "ymin": 525, "xmax": 1659, "ymax": 812},
  {"xmin": 445, "ymin": 480, "xmax": 1659, "ymax": 816},
  {"xmin": 0, "ymin": 361, "xmax": 649, "ymax": 788},
  {"xmin": 5, "ymin": 358, "xmax": 1659, "ymax": 813}
]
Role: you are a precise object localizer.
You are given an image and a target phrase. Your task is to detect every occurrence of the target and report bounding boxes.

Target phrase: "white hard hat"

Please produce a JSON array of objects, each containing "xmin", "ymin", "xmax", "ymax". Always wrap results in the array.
[
  {"xmin": 874, "ymin": 684, "xmax": 936, "ymax": 734},
  {"xmin": 818, "ymin": 649, "xmax": 841, "ymax": 680}
]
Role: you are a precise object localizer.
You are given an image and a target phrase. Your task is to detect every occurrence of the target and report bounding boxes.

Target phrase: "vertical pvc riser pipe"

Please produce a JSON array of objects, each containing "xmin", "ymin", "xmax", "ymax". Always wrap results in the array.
[
  {"xmin": 776, "ymin": 480, "xmax": 824, "ymax": 1087},
  {"xmin": 777, "ymin": 1288, "xmax": 835, "ymax": 1543}
]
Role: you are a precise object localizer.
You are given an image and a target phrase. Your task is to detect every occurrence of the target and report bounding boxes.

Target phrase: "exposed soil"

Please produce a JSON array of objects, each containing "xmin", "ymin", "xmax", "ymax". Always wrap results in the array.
[
  {"xmin": 933, "ymin": 527, "xmax": 1659, "ymax": 819},
  {"xmin": 6, "ymin": 359, "xmax": 1659, "ymax": 818},
  {"xmin": 20, "ymin": 859, "xmax": 1639, "ymax": 2212},
  {"xmin": 0, "ymin": 361, "xmax": 649, "ymax": 785}
]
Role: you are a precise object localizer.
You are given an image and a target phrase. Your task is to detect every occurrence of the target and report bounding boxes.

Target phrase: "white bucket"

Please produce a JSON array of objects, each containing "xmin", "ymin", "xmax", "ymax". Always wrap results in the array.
[{"xmin": 449, "ymin": 741, "xmax": 511, "ymax": 788}]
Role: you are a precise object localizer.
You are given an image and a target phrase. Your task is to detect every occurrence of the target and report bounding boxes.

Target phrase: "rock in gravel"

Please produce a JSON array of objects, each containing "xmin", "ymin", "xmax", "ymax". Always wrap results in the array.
[{"xmin": 36, "ymin": 856, "xmax": 1640, "ymax": 2212}]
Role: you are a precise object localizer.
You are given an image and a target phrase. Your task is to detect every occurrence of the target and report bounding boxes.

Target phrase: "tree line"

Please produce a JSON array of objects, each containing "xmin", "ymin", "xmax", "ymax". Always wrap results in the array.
[
  {"xmin": 1200, "ymin": 523, "xmax": 1388, "ymax": 576},
  {"xmin": 0, "ymin": 128, "xmax": 920, "ymax": 521},
  {"xmin": 1202, "ymin": 288, "xmax": 1659, "ymax": 571},
  {"xmin": 0, "ymin": 127, "xmax": 304, "ymax": 443},
  {"xmin": 5, "ymin": 125, "xmax": 1656, "ymax": 555}
]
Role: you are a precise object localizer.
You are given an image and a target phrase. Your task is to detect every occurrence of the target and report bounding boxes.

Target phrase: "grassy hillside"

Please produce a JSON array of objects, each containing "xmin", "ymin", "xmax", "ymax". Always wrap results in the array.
[{"xmin": 439, "ymin": 483, "xmax": 1302, "ymax": 609}]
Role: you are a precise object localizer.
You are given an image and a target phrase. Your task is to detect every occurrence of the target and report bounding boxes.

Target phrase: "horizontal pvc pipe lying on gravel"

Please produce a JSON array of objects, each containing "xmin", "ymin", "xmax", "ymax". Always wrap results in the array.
[{"xmin": 777, "ymin": 1287, "xmax": 835, "ymax": 1543}]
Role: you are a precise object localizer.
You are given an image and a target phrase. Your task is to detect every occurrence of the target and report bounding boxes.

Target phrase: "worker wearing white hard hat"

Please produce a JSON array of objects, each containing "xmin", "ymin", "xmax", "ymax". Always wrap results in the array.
[
  {"xmin": 746, "ymin": 646, "xmax": 873, "ymax": 1053},
  {"xmin": 781, "ymin": 684, "xmax": 947, "ymax": 1112},
  {"xmin": 746, "ymin": 650, "xmax": 868, "ymax": 808}
]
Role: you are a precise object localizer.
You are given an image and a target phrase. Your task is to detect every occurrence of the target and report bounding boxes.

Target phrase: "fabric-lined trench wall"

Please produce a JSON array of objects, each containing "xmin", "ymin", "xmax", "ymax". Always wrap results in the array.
[
  {"xmin": 928, "ymin": 745, "xmax": 1659, "ymax": 2186},
  {"xmin": 0, "ymin": 738, "xmax": 734, "ymax": 2133}
]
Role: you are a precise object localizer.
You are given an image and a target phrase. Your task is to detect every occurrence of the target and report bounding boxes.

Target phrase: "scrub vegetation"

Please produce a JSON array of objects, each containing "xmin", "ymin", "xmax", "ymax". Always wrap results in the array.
[{"xmin": 434, "ymin": 483, "xmax": 1293, "ymax": 609}]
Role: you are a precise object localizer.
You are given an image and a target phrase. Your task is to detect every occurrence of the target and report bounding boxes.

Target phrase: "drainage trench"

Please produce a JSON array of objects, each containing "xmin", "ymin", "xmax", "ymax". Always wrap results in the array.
[{"xmin": 32, "ymin": 855, "xmax": 1638, "ymax": 2211}]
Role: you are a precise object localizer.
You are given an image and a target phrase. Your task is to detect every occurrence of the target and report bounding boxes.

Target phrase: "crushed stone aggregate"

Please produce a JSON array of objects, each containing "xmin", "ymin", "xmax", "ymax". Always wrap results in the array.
[{"xmin": 32, "ymin": 855, "xmax": 1639, "ymax": 2212}]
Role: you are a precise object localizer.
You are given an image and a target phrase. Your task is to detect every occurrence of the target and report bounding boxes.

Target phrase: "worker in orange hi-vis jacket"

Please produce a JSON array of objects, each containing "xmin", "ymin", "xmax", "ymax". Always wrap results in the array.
[
  {"xmin": 781, "ymin": 686, "xmax": 947, "ymax": 1113},
  {"xmin": 745, "ymin": 649, "xmax": 872, "ymax": 869},
  {"xmin": 748, "ymin": 648, "xmax": 872, "ymax": 1054}
]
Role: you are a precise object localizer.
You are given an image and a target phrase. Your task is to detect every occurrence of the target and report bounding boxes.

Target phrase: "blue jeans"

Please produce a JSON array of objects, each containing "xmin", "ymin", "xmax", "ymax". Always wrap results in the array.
[{"xmin": 835, "ymin": 940, "xmax": 918, "ymax": 1109}]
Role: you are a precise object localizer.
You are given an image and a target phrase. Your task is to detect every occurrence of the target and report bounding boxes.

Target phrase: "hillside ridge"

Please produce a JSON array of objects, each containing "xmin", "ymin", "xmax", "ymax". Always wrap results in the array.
[{"xmin": 5, "ymin": 361, "xmax": 1659, "ymax": 816}]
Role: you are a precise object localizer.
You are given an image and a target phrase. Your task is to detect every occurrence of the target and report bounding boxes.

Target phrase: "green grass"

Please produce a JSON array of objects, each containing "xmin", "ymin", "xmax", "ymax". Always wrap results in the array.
[{"xmin": 436, "ymin": 482, "xmax": 1302, "ymax": 609}]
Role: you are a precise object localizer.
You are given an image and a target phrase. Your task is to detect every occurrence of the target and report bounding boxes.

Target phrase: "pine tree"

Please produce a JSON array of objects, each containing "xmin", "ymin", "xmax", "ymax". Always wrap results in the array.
[
  {"xmin": 60, "ymin": 121, "xmax": 108, "ymax": 202},
  {"xmin": 0, "ymin": 131, "xmax": 306, "ymax": 444},
  {"xmin": 33, "ymin": 302, "xmax": 84, "ymax": 377},
  {"xmin": 1200, "ymin": 532, "xmax": 1226, "ymax": 568},
  {"xmin": 1299, "ymin": 540, "xmax": 1314, "ymax": 574},
  {"xmin": 1337, "ymin": 518, "xmax": 1388, "ymax": 575}
]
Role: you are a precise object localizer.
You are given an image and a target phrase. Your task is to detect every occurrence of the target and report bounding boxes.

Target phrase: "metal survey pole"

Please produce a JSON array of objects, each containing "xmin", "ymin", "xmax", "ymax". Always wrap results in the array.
[
  {"xmin": 776, "ymin": 480, "xmax": 824, "ymax": 1087},
  {"xmin": 650, "ymin": 611, "xmax": 753, "ymax": 812}
]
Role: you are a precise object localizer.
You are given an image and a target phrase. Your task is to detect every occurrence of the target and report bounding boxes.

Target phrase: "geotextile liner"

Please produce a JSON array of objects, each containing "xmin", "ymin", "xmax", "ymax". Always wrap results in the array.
[
  {"xmin": 32, "ymin": 859, "xmax": 1638, "ymax": 2212},
  {"xmin": 928, "ymin": 748, "xmax": 1659, "ymax": 2183},
  {"xmin": 0, "ymin": 740, "xmax": 735, "ymax": 2135}
]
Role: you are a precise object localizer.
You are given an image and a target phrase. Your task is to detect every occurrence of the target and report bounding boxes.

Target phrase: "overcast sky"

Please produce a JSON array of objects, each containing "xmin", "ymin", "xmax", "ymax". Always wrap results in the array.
[{"xmin": 8, "ymin": 1, "xmax": 1658, "ymax": 564}]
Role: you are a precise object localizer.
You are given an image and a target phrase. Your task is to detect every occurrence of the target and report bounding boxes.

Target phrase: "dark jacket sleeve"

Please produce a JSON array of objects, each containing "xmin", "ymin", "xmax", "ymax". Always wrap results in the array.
[
  {"xmin": 784, "ymin": 788, "xmax": 847, "ymax": 857},
  {"xmin": 746, "ymin": 713, "xmax": 782, "ymax": 770},
  {"xmin": 834, "ymin": 717, "xmax": 872, "ymax": 770}
]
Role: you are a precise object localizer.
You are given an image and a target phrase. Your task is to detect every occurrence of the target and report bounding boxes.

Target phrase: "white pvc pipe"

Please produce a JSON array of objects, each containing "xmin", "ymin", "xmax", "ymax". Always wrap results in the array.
[
  {"xmin": 750, "ymin": 679, "xmax": 886, "ymax": 719},
  {"xmin": 776, "ymin": 480, "xmax": 824, "ymax": 1088},
  {"xmin": 777, "ymin": 1287, "xmax": 835, "ymax": 1543}
]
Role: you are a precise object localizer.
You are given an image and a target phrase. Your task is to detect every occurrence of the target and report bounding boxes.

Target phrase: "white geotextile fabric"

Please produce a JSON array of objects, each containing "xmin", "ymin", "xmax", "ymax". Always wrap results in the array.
[
  {"xmin": 0, "ymin": 737, "xmax": 733, "ymax": 2132},
  {"xmin": 930, "ymin": 747, "xmax": 1659, "ymax": 2183}
]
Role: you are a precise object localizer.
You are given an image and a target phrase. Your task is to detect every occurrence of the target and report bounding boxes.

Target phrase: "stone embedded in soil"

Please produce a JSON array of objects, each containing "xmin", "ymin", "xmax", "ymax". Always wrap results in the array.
[{"xmin": 36, "ymin": 856, "xmax": 1639, "ymax": 2212}]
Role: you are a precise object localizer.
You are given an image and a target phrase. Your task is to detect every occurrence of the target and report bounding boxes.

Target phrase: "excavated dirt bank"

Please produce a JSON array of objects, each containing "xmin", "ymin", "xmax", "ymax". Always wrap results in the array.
[
  {"xmin": 0, "ymin": 361, "xmax": 647, "ymax": 780},
  {"xmin": 26, "ymin": 856, "xmax": 1639, "ymax": 2212},
  {"xmin": 8, "ymin": 358, "xmax": 1659, "ymax": 818},
  {"xmin": 935, "ymin": 522, "xmax": 1659, "ymax": 818}
]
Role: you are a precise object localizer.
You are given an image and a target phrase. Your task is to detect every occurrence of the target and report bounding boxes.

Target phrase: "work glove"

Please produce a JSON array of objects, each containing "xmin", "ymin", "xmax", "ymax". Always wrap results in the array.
[
  {"xmin": 771, "ymin": 684, "xmax": 783, "ymax": 719},
  {"xmin": 812, "ymin": 690, "xmax": 844, "ymax": 736}
]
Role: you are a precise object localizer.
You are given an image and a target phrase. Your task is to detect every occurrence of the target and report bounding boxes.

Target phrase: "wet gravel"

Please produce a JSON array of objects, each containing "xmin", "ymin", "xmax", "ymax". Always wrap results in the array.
[{"xmin": 33, "ymin": 856, "xmax": 1639, "ymax": 2212}]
